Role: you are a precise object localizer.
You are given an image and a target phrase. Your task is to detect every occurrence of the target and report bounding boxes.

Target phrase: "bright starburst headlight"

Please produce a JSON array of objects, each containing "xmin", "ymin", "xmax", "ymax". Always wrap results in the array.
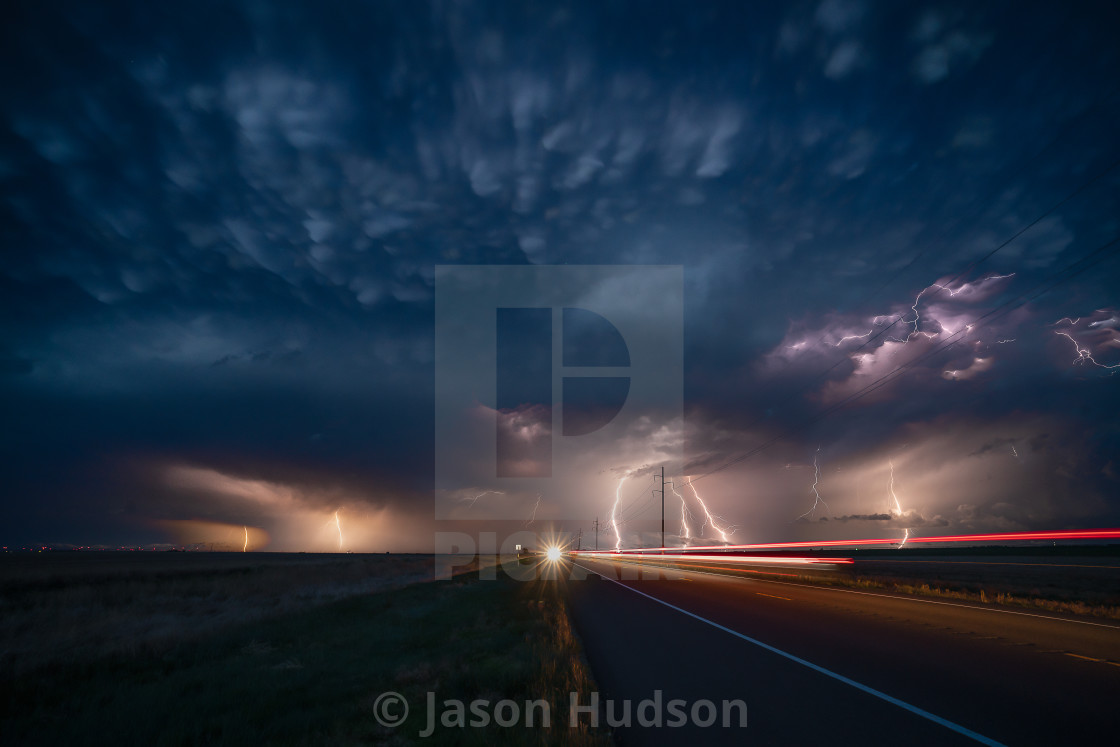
[{"xmin": 546, "ymin": 546, "xmax": 562, "ymax": 562}]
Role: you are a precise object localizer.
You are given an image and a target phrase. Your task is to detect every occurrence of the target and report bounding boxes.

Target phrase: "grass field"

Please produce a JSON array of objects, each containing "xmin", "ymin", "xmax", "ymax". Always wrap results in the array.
[{"xmin": 0, "ymin": 553, "xmax": 610, "ymax": 746}]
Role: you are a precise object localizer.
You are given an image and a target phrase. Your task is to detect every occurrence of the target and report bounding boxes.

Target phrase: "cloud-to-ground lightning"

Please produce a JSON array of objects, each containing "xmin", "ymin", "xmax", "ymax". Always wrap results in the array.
[
  {"xmin": 521, "ymin": 494, "xmax": 542, "ymax": 527},
  {"xmin": 243, "ymin": 525, "xmax": 248, "ymax": 552},
  {"xmin": 888, "ymin": 460, "xmax": 904, "ymax": 516},
  {"xmin": 671, "ymin": 481, "xmax": 693, "ymax": 541},
  {"xmin": 334, "ymin": 510, "xmax": 343, "ymax": 551},
  {"xmin": 689, "ymin": 476, "xmax": 734, "ymax": 542},
  {"xmin": 898, "ymin": 528, "xmax": 909, "ymax": 548},
  {"xmin": 610, "ymin": 475, "xmax": 627, "ymax": 552},
  {"xmin": 798, "ymin": 448, "xmax": 831, "ymax": 520}
]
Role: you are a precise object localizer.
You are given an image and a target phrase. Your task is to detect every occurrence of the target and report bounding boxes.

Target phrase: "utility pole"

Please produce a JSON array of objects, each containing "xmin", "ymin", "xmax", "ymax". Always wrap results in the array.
[
  {"xmin": 576, "ymin": 528, "xmax": 582, "ymax": 552},
  {"xmin": 594, "ymin": 517, "xmax": 598, "ymax": 551}
]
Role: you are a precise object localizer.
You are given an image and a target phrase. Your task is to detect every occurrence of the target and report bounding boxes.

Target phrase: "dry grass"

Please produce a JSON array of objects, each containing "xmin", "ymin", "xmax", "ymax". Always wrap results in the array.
[
  {"xmin": 827, "ymin": 576, "xmax": 1120, "ymax": 620},
  {"xmin": 0, "ymin": 552, "xmax": 488, "ymax": 676},
  {"xmin": 1, "ymin": 555, "xmax": 609, "ymax": 746}
]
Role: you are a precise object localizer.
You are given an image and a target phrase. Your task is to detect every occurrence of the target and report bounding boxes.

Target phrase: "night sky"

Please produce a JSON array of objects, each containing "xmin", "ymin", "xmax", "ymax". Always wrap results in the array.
[{"xmin": 2, "ymin": 1, "xmax": 1119, "ymax": 551}]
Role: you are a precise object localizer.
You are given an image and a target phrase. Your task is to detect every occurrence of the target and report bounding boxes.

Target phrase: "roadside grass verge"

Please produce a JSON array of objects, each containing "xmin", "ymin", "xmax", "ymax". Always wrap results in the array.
[
  {"xmin": 806, "ymin": 575, "xmax": 1120, "ymax": 620},
  {"xmin": 0, "ymin": 565, "xmax": 610, "ymax": 746}
]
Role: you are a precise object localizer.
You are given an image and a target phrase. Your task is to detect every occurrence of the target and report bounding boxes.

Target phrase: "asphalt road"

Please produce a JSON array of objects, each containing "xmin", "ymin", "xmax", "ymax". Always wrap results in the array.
[{"xmin": 565, "ymin": 556, "xmax": 1120, "ymax": 746}]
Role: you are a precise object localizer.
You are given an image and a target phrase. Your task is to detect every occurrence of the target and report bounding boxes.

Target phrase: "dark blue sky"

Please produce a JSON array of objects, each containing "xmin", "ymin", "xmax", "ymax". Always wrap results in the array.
[{"xmin": 2, "ymin": 1, "xmax": 1119, "ymax": 550}]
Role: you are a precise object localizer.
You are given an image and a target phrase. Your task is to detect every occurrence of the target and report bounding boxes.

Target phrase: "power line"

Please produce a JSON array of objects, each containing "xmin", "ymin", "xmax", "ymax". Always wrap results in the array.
[{"xmin": 859, "ymin": 104, "xmax": 1112, "ymax": 306}]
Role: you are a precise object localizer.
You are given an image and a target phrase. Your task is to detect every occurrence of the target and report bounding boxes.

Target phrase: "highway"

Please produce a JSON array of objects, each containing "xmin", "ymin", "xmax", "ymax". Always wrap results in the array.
[{"xmin": 565, "ymin": 556, "xmax": 1120, "ymax": 745}]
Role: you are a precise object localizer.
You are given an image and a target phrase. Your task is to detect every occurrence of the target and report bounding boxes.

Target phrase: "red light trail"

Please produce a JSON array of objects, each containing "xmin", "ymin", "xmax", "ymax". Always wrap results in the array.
[{"xmin": 585, "ymin": 528, "xmax": 1120, "ymax": 554}]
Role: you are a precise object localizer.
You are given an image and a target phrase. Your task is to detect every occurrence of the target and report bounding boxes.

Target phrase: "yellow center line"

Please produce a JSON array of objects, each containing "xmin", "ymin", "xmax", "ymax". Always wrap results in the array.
[
  {"xmin": 756, "ymin": 592, "xmax": 792, "ymax": 601},
  {"xmin": 1065, "ymin": 653, "xmax": 1102, "ymax": 662}
]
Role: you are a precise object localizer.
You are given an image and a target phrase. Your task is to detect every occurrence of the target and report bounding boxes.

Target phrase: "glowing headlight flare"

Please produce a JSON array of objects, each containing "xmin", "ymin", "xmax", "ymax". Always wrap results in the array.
[
  {"xmin": 546, "ymin": 546, "xmax": 562, "ymax": 562},
  {"xmin": 798, "ymin": 447, "xmax": 831, "ymax": 521},
  {"xmin": 688, "ymin": 476, "xmax": 734, "ymax": 543}
]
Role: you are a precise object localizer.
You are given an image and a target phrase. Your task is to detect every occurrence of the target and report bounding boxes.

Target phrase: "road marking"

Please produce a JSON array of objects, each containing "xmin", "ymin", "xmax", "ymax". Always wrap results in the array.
[
  {"xmin": 1065, "ymin": 653, "xmax": 1102, "ymax": 662},
  {"xmin": 575, "ymin": 562, "xmax": 1005, "ymax": 747},
  {"xmin": 756, "ymin": 592, "xmax": 791, "ymax": 600},
  {"xmin": 596, "ymin": 557, "xmax": 1120, "ymax": 630}
]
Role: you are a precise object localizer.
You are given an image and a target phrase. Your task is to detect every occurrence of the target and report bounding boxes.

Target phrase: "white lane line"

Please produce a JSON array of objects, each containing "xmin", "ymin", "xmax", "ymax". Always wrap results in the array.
[
  {"xmin": 597, "ymin": 557, "xmax": 1120, "ymax": 630},
  {"xmin": 576, "ymin": 562, "xmax": 1005, "ymax": 747}
]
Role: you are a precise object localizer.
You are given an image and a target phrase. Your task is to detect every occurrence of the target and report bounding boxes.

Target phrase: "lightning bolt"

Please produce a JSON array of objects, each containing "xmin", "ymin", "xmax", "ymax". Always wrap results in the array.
[
  {"xmin": 610, "ymin": 476, "xmax": 627, "ymax": 552},
  {"xmin": 671, "ymin": 481, "xmax": 693, "ymax": 541},
  {"xmin": 893, "ymin": 287, "xmax": 937, "ymax": 342},
  {"xmin": 243, "ymin": 526, "xmax": 248, "ymax": 552},
  {"xmin": 1011, "ymin": 444, "xmax": 1019, "ymax": 459},
  {"xmin": 521, "ymin": 494, "xmax": 542, "ymax": 527},
  {"xmin": 1055, "ymin": 331, "xmax": 1120, "ymax": 369},
  {"xmin": 334, "ymin": 510, "xmax": 343, "ymax": 551},
  {"xmin": 931, "ymin": 273, "xmax": 1015, "ymax": 297},
  {"xmin": 461, "ymin": 490, "xmax": 504, "ymax": 508},
  {"xmin": 888, "ymin": 460, "xmax": 903, "ymax": 516},
  {"xmin": 798, "ymin": 448, "xmax": 831, "ymax": 520},
  {"xmin": 834, "ymin": 330, "xmax": 873, "ymax": 346},
  {"xmin": 898, "ymin": 528, "xmax": 909, "ymax": 548},
  {"xmin": 892, "ymin": 274, "xmax": 1015, "ymax": 342},
  {"xmin": 689, "ymin": 476, "xmax": 734, "ymax": 542}
]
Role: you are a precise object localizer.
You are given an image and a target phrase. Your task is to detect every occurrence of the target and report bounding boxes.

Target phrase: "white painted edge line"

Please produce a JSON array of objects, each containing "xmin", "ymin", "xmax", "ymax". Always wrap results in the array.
[
  {"xmin": 575, "ymin": 561, "xmax": 1006, "ymax": 747},
  {"xmin": 598, "ymin": 556, "xmax": 1120, "ymax": 630}
]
